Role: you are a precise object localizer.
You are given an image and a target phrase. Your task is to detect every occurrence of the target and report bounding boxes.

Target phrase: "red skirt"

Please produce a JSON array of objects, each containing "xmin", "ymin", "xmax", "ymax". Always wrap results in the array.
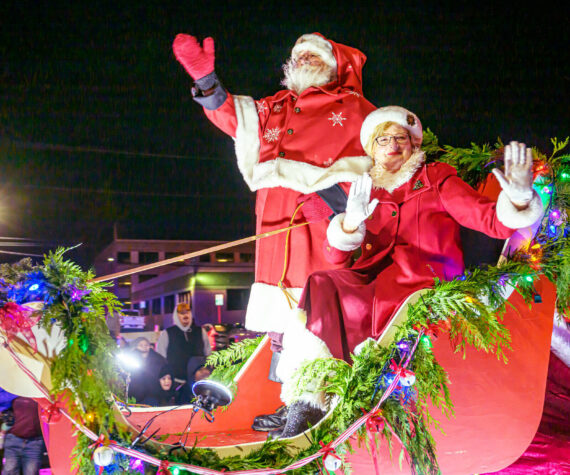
[{"xmin": 300, "ymin": 268, "xmax": 376, "ymax": 361}]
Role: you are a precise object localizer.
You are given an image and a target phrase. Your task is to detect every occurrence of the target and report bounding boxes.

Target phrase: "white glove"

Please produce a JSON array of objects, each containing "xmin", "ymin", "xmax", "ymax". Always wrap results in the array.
[
  {"xmin": 492, "ymin": 141, "xmax": 534, "ymax": 207},
  {"xmin": 343, "ymin": 173, "xmax": 379, "ymax": 232}
]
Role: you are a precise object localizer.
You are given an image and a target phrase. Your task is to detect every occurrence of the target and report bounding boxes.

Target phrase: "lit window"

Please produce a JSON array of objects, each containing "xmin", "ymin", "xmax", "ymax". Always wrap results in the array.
[{"xmin": 215, "ymin": 252, "xmax": 234, "ymax": 263}]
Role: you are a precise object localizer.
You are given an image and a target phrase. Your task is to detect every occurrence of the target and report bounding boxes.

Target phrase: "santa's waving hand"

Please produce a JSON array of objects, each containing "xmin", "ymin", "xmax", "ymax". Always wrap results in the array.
[{"xmin": 173, "ymin": 34, "xmax": 215, "ymax": 81}]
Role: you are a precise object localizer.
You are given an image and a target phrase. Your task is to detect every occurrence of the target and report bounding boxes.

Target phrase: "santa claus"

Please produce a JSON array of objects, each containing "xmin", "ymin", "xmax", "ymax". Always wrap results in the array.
[{"xmin": 172, "ymin": 32, "xmax": 376, "ymax": 427}]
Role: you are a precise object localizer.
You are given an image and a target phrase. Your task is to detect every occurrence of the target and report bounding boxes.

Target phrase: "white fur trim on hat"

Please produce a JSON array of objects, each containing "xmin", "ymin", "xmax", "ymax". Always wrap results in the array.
[
  {"xmin": 292, "ymin": 34, "xmax": 337, "ymax": 70},
  {"xmin": 495, "ymin": 190, "xmax": 544, "ymax": 229},
  {"xmin": 360, "ymin": 106, "xmax": 423, "ymax": 149},
  {"xmin": 326, "ymin": 213, "xmax": 366, "ymax": 251}
]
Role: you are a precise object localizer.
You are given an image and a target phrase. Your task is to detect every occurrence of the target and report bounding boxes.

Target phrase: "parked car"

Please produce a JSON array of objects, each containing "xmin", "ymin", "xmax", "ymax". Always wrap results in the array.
[{"xmin": 119, "ymin": 309, "xmax": 146, "ymax": 331}]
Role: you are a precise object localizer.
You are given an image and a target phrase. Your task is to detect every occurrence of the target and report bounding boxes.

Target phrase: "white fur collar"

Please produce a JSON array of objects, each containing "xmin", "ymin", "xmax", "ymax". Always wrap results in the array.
[{"xmin": 369, "ymin": 150, "xmax": 425, "ymax": 193}]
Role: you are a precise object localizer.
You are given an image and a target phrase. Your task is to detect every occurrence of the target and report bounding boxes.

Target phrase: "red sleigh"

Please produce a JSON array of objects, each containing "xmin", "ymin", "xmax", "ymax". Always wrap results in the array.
[
  {"xmin": 21, "ymin": 275, "xmax": 555, "ymax": 474},
  {"xmin": 0, "ymin": 174, "xmax": 566, "ymax": 474}
]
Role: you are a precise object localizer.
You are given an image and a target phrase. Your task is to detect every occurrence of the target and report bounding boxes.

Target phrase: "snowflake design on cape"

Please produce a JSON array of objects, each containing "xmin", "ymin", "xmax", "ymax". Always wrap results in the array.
[
  {"xmin": 263, "ymin": 127, "xmax": 281, "ymax": 143},
  {"xmin": 256, "ymin": 100, "xmax": 269, "ymax": 115},
  {"xmin": 328, "ymin": 112, "xmax": 347, "ymax": 127},
  {"xmin": 347, "ymin": 90, "xmax": 361, "ymax": 97},
  {"xmin": 273, "ymin": 104, "xmax": 283, "ymax": 113}
]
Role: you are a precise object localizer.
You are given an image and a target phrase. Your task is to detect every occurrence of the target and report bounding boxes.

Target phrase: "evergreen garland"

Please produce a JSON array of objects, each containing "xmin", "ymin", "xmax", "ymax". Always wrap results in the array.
[
  {"xmin": 206, "ymin": 336, "xmax": 264, "ymax": 390},
  {"xmin": 0, "ymin": 248, "xmax": 123, "ymax": 435}
]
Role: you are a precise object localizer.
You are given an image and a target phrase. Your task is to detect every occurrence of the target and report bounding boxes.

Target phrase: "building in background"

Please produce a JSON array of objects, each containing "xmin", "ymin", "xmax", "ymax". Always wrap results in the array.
[{"xmin": 93, "ymin": 233, "xmax": 255, "ymax": 334}]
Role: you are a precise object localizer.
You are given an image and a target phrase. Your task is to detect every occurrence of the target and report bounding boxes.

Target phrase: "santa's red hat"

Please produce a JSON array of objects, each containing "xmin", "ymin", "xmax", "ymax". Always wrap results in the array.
[{"xmin": 291, "ymin": 33, "xmax": 337, "ymax": 70}]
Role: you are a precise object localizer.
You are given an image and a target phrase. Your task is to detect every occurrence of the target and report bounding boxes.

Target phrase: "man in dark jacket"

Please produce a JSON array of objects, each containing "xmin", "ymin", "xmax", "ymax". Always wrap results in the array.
[{"xmin": 156, "ymin": 302, "xmax": 211, "ymax": 399}]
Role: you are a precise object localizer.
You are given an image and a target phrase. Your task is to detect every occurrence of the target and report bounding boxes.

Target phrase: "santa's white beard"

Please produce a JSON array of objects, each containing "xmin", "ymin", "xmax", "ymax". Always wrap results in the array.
[{"xmin": 281, "ymin": 58, "xmax": 336, "ymax": 94}]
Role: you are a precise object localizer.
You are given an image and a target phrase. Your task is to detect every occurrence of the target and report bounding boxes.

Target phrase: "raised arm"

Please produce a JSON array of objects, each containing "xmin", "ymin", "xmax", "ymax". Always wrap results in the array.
[{"xmin": 172, "ymin": 34, "xmax": 239, "ymax": 136}]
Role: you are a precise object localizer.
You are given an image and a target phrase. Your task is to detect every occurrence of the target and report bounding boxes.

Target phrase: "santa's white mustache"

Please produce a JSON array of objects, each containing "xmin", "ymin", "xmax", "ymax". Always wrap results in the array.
[{"xmin": 281, "ymin": 58, "xmax": 336, "ymax": 94}]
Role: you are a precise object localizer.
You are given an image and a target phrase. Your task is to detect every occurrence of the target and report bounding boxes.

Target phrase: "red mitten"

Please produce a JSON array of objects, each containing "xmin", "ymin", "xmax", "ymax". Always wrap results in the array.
[
  {"xmin": 297, "ymin": 193, "xmax": 331, "ymax": 223},
  {"xmin": 172, "ymin": 34, "xmax": 215, "ymax": 80}
]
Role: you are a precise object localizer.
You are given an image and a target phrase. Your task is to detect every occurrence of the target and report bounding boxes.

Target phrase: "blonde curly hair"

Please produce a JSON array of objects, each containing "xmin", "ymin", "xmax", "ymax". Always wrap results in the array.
[{"xmin": 363, "ymin": 121, "xmax": 411, "ymax": 157}]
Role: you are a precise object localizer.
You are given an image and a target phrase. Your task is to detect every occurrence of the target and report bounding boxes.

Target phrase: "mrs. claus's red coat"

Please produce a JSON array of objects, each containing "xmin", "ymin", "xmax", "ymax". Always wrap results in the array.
[{"xmin": 301, "ymin": 161, "xmax": 522, "ymax": 361}]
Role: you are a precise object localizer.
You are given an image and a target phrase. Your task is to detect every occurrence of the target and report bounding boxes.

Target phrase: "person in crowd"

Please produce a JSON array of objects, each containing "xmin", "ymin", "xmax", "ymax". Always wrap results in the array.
[
  {"xmin": 0, "ymin": 388, "xmax": 18, "ymax": 472},
  {"xmin": 143, "ymin": 364, "xmax": 179, "ymax": 407},
  {"xmin": 172, "ymin": 32, "xmax": 377, "ymax": 428},
  {"xmin": 156, "ymin": 302, "xmax": 211, "ymax": 396},
  {"xmin": 105, "ymin": 309, "xmax": 121, "ymax": 341},
  {"xmin": 186, "ymin": 355, "xmax": 211, "ymax": 389},
  {"xmin": 194, "ymin": 365, "xmax": 212, "ymax": 383},
  {"xmin": 128, "ymin": 336, "xmax": 167, "ymax": 403},
  {"xmin": 274, "ymin": 105, "xmax": 544, "ymax": 437},
  {"xmin": 1, "ymin": 397, "xmax": 45, "ymax": 475}
]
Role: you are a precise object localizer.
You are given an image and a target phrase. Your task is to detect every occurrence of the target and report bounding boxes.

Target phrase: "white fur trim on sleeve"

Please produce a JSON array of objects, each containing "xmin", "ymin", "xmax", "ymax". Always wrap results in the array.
[
  {"xmin": 326, "ymin": 213, "xmax": 365, "ymax": 251},
  {"xmin": 233, "ymin": 95, "xmax": 262, "ymax": 190},
  {"xmin": 232, "ymin": 94, "xmax": 373, "ymax": 193},
  {"xmin": 496, "ymin": 191, "xmax": 544, "ymax": 229}
]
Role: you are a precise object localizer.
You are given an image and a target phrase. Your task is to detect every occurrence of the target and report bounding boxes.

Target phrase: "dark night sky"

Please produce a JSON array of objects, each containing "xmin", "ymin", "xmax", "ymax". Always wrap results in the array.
[{"xmin": 1, "ymin": 1, "xmax": 569, "ymax": 265}]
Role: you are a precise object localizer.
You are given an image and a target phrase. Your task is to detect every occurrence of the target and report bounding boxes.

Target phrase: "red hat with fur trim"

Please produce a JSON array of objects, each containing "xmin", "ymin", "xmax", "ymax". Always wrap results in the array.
[
  {"xmin": 291, "ymin": 33, "xmax": 337, "ymax": 70},
  {"xmin": 360, "ymin": 105, "xmax": 423, "ymax": 150}
]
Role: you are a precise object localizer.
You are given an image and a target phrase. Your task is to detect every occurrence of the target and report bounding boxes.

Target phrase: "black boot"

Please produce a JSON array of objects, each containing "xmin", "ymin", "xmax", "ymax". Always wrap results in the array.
[
  {"xmin": 278, "ymin": 401, "xmax": 326, "ymax": 438},
  {"xmin": 252, "ymin": 405, "xmax": 288, "ymax": 431}
]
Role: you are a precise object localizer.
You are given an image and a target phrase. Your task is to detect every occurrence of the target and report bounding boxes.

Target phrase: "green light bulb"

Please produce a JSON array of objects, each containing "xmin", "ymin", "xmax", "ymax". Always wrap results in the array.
[{"xmin": 421, "ymin": 335, "xmax": 432, "ymax": 350}]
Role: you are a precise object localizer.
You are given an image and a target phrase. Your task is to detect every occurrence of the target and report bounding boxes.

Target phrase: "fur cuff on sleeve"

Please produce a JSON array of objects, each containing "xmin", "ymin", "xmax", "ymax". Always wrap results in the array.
[
  {"xmin": 326, "ymin": 213, "xmax": 365, "ymax": 251},
  {"xmin": 496, "ymin": 191, "xmax": 544, "ymax": 229}
]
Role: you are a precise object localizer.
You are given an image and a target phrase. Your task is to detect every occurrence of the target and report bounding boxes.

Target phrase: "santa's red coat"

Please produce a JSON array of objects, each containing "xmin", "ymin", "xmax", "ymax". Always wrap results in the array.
[
  {"xmin": 200, "ymin": 34, "xmax": 376, "ymax": 332},
  {"xmin": 302, "ymin": 162, "xmax": 517, "ymax": 360}
]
